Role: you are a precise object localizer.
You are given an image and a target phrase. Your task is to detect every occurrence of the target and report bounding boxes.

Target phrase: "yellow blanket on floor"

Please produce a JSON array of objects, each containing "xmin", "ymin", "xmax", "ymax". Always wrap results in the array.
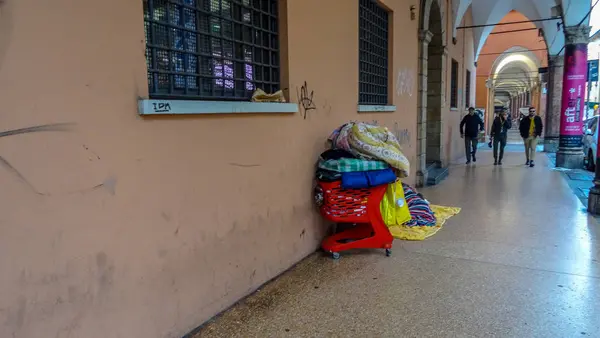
[{"xmin": 388, "ymin": 205, "xmax": 461, "ymax": 241}]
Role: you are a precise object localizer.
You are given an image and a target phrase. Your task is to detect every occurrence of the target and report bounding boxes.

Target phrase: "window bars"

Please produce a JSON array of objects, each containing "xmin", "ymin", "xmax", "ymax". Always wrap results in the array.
[
  {"xmin": 143, "ymin": 0, "xmax": 280, "ymax": 100},
  {"xmin": 450, "ymin": 59, "xmax": 459, "ymax": 108},
  {"xmin": 358, "ymin": 0, "xmax": 389, "ymax": 105}
]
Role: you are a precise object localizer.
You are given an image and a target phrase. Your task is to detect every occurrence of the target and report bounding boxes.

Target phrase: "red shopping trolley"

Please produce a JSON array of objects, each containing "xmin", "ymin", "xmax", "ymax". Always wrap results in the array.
[{"xmin": 316, "ymin": 180, "xmax": 394, "ymax": 259}]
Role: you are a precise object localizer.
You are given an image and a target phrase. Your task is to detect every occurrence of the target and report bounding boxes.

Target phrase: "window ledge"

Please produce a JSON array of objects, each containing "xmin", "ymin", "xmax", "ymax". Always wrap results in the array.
[
  {"xmin": 450, "ymin": 107, "xmax": 458, "ymax": 111},
  {"xmin": 138, "ymin": 99, "xmax": 299, "ymax": 115},
  {"xmin": 357, "ymin": 105, "xmax": 397, "ymax": 113}
]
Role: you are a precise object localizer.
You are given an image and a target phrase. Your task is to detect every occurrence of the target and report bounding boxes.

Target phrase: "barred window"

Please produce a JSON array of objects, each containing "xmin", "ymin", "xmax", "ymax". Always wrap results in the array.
[
  {"xmin": 358, "ymin": 0, "xmax": 390, "ymax": 105},
  {"xmin": 143, "ymin": 0, "xmax": 280, "ymax": 100},
  {"xmin": 450, "ymin": 59, "xmax": 459, "ymax": 108}
]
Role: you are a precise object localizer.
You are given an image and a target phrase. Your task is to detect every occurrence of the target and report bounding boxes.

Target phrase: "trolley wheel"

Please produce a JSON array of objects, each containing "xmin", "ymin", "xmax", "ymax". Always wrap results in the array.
[
  {"xmin": 385, "ymin": 248, "xmax": 392, "ymax": 257},
  {"xmin": 331, "ymin": 252, "xmax": 340, "ymax": 260}
]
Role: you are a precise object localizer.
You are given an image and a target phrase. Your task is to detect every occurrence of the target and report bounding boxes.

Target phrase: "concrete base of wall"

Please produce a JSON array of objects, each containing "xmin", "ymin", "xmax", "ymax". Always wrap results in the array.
[
  {"xmin": 588, "ymin": 185, "xmax": 600, "ymax": 215},
  {"xmin": 416, "ymin": 169, "xmax": 428, "ymax": 188},
  {"xmin": 556, "ymin": 148, "xmax": 584, "ymax": 169},
  {"xmin": 543, "ymin": 137, "xmax": 559, "ymax": 153}
]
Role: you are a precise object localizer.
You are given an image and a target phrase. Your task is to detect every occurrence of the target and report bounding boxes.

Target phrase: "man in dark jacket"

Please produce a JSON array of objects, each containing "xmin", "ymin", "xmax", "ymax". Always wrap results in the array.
[
  {"xmin": 490, "ymin": 108, "xmax": 512, "ymax": 165},
  {"xmin": 460, "ymin": 107, "xmax": 485, "ymax": 164},
  {"xmin": 519, "ymin": 106, "xmax": 543, "ymax": 167}
]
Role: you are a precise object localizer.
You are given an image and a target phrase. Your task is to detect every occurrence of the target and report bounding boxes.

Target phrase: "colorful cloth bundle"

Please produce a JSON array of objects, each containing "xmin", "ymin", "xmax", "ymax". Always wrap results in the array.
[{"xmin": 402, "ymin": 183, "xmax": 437, "ymax": 227}]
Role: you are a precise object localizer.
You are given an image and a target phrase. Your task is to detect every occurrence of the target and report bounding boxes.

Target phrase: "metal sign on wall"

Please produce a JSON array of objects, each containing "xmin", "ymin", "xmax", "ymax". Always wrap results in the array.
[{"xmin": 588, "ymin": 59, "xmax": 599, "ymax": 82}]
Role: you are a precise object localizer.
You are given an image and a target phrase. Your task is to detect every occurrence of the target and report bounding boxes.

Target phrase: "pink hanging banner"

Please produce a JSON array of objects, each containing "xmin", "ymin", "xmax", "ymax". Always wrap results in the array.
[{"xmin": 559, "ymin": 43, "xmax": 588, "ymax": 148}]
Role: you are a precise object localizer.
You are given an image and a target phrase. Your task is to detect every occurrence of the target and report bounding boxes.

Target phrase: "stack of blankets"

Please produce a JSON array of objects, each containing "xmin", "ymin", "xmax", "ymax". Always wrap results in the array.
[
  {"xmin": 316, "ymin": 149, "xmax": 398, "ymax": 189},
  {"xmin": 316, "ymin": 122, "xmax": 441, "ymax": 232}
]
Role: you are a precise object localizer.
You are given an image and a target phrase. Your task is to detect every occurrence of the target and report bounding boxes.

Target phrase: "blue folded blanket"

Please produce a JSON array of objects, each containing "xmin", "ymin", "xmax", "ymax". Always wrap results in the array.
[{"xmin": 341, "ymin": 168, "xmax": 397, "ymax": 189}]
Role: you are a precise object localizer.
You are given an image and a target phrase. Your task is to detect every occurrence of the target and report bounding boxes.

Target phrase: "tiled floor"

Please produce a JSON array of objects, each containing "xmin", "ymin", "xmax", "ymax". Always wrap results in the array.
[
  {"xmin": 191, "ymin": 144, "xmax": 600, "ymax": 338},
  {"xmin": 546, "ymin": 152, "xmax": 596, "ymax": 209}
]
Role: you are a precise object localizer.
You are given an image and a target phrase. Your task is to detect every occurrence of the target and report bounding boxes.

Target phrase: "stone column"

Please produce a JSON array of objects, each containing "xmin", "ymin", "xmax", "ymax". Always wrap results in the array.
[
  {"xmin": 556, "ymin": 25, "xmax": 591, "ymax": 168},
  {"xmin": 439, "ymin": 47, "xmax": 448, "ymax": 167},
  {"xmin": 416, "ymin": 30, "xmax": 434, "ymax": 187},
  {"xmin": 544, "ymin": 55, "xmax": 564, "ymax": 152},
  {"xmin": 512, "ymin": 95, "xmax": 517, "ymax": 122},
  {"xmin": 425, "ymin": 44, "xmax": 447, "ymax": 167}
]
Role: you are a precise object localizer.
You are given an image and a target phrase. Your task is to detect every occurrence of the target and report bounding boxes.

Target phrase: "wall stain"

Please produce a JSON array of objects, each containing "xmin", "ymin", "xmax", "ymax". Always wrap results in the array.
[
  {"xmin": 82, "ymin": 144, "xmax": 101, "ymax": 161},
  {"xmin": 96, "ymin": 252, "xmax": 114, "ymax": 296},
  {"xmin": 396, "ymin": 68, "xmax": 415, "ymax": 97},
  {"xmin": 0, "ymin": 0, "xmax": 14, "ymax": 72},
  {"xmin": 0, "ymin": 155, "xmax": 46, "ymax": 195},
  {"xmin": 228, "ymin": 163, "xmax": 261, "ymax": 168},
  {"xmin": 161, "ymin": 211, "xmax": 172, "ymax": 222},
  {"xmin": 0, "ymin": 123, "xmax": 73, "ymax": 195},
  {"xmin": 102, "ymin": 176, "xmax": 117, "ymax": 195}
]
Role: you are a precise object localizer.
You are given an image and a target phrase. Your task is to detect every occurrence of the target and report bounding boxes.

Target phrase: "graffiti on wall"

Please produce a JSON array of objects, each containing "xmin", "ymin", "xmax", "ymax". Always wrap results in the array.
[
  {"xmin": 297, "ymin": 81, "xmax": 316, "ymax": 119},
  {"xmin": 393, "ymin": 122, "xmax": 412, "ymax": 147},
  {"xmin": 396, "ymin": 68, "xmax": 415, "ymax": 97},
  {"xmin": 367, "ymin": 121, "xmax": 412, "ymax": 148}
]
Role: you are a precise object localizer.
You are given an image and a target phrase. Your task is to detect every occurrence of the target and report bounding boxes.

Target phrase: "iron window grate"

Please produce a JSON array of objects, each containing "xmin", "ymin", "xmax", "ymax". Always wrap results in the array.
[
  {"xmin": 450, "ymin": 59, "xmax": 459, "ymax": 108},
  {"xmin": 143, "ymin": 0, "xmax": 280, "ymax": 101},
  {"xmin": 358, "ymin": 0, "xmax": 389, "ymax": 106}
]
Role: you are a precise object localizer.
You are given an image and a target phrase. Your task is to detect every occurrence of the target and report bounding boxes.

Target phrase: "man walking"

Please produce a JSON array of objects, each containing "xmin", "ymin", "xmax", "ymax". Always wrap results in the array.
[
  {"xmin": 460, "ymin": 107, "xmax": 485, "ymax": 164},
  {"xmin": 519, "ymin": 106, "xmax": 543, "ymax": 167},
  {"xmin": 490, "ymin": 109, "xmax": 512, "ymax": 165}
]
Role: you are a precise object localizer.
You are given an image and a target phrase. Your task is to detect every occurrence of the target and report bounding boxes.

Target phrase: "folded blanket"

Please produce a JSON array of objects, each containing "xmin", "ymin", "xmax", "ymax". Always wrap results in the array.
[
  {"xmin": 341, "ymin": 168, "xmax": 397, "ymax": 189},
  {"xmin": 328, "ymin": 122, "xmax": 410, "ymax": 177},
  {"xmin": 318, "ymin": 157, "xmax": 389, "ymax": 173}
]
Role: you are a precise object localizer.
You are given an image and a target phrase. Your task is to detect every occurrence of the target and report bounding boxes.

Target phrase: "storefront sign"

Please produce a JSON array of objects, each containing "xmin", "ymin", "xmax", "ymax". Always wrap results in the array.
[
  {"xmin": 588, "ymin": 59, "xmax": 599, "ymax": 82},
  {"xmin": 559, "ymin": 44, "xmax": 588, "ymax": 148}
]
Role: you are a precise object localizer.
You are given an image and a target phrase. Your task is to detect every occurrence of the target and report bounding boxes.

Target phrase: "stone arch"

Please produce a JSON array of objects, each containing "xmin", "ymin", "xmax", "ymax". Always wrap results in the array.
[
  {"xmin": 420, "ymin": 0, "xmax": 447, "ymax": 43},
  {"xmin": 416, "ymin": 0, "xmax": 447, "ymax": 187}
]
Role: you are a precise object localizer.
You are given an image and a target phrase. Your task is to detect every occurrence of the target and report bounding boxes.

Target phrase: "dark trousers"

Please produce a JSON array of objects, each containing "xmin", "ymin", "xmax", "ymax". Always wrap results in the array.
[
  {"xmin": 464, "ymin": 136, "xmax": 478, "ymax": 161},
  {"xmin": 493, "ymin": 134, "xmax": 507, "ymax": 161}
]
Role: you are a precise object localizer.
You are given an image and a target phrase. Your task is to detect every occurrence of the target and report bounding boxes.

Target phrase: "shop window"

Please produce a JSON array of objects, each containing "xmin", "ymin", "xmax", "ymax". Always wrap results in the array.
[
  {"xmin": 465, "ymin": 69, "xmax": 471, "ymax": 108},
  {"xmin": 143, "ymin": 0, "xmax": 280, "ymax": 100},
  {"xmin": 358, "ymin": 0, "xmax": 390, "ymax": 105},
  {"xmin": 450, "ymin": 59, "xmax": 459, "ymax": 108}
]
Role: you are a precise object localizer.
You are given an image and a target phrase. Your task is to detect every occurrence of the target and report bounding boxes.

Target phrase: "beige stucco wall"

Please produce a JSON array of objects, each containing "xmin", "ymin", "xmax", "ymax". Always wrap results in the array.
[
  {"xmin": 444, "ymin": 6, "xmax": 476, "ymax": 164},
  {"xmin": 0, "ymin": 0, "xmax": 427, "ymax": 337}
]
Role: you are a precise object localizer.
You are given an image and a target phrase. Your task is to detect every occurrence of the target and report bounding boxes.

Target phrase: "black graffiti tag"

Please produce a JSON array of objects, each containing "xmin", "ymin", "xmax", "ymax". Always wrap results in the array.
[{"xmin": 297, "ymin": 81, "xmax": 316, "ymax": 119}]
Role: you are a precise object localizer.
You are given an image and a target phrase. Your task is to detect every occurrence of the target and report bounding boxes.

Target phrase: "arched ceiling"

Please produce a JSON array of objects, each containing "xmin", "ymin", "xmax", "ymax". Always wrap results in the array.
[
  {"xmin": 495, "ymin": 96, "xmax": 510, "ymax": 106},
  {"xmin": 491, "ymin": 46, "xmax": 542, "ymax": 97},
  {"xmin": 452, "ymin": 0, "xmax": 591, "ymax": 59}
]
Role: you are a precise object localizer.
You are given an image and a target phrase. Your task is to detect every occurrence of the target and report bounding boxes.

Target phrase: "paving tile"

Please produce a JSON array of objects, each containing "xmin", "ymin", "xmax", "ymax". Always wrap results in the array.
[{"xmin": 191, "ymin": 146, "xmax": 600, "ymax": 338}]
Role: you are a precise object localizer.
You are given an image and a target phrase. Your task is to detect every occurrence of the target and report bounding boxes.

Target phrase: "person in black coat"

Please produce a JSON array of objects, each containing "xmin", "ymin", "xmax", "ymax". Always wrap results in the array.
[
  {"xmin": 490, "ymin": 109, "xmax": 512, "ymax": 165},
  {"xmin": 518, "ymin": 106, "xmax": 543, "ymax": 167},
  {"xmin": 460, "ymin": 107, "xmax": 485, "ymax": 164}
]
